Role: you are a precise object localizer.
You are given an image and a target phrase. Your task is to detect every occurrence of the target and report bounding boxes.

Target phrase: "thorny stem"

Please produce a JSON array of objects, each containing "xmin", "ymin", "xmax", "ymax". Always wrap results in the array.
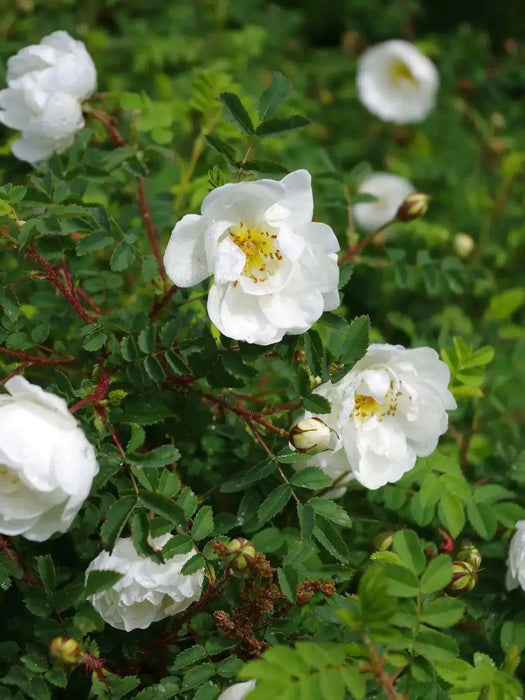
[
  {"xmin": 0, "ymin": 346, "xmax": 75, "ymax": 367},
  {"xmin": 25, "ymin": 245, "xmax": 92, "ymax": 322},
  {"xmin": 94, "ymin": 405, "xmax": 139, "ymax": 494},
  {"xmin": 364, "ymin": 635, "xmax": 405, "ymax": 700},
  {"xmin": 149, "ymin": 283, "xmax": 179, "ymax": 320},
  {"xmin": 339, "ymin": 221, "xmax": 391, "ymax": 266},
  {"xmin": 191, "ymin": 388, "xmax": 289, "ymax": 438},
  {"xmin": 0, "ymin": 536, "xmax": 39, "ymax": 585},
  {"xmin": 70, "ymin": 369, "xmax": 111, "ymax": 413}
]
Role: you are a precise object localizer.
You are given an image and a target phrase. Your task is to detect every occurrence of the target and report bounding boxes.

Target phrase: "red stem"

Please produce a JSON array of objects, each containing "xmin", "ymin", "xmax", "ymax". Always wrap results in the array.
[
  {"xmin": 70, "ymin": 369, "xmax": 111, "ymax": 413},
  {"xmin": 0, "ymin": 346, "xmax": 76, "ymax": 366},
  {"xmin": 26, "ymin": 245, "xmax": 91, "ymax": 322},
  {"xmin": 137, "ymin": 177, "xmax": 169, "ymax": 291}
]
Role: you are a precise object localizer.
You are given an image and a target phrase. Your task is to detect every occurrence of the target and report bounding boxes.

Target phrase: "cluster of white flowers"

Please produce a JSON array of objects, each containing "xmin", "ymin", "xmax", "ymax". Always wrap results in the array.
[
  {"xmin": 0, "ymin": 30, "xmax": 96, "ymax": 164},
  {"xmin": 164, "ymin": 170, "xmax": 340, "ymax": 345},
  {"xmin": 86, "ymin": 537, "xmax": 204, "ymax": 631},
  {"xmin": 294, "ymin": 344, "xmax": 457, "ymax": 490}
]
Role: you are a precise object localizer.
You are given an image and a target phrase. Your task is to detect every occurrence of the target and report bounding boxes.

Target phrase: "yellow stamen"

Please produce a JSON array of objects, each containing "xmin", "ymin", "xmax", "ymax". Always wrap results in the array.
[
  {"xmin": 390, "ymin": 60, "xmax": 418, "ymax": 87},
  {"xmin": 229, "ymin": 222, "xmax": 280, "ymax": 283}
]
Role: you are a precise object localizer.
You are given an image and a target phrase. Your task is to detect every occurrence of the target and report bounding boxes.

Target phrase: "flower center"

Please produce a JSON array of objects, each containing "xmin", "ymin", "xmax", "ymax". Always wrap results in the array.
[
  {"xmin": 390, "ymin": 60, "xmax": 418, "ymax": 87},
  {"xmin": 352, "ymin": 383, "xmax": 401, "ymax": 422},
  {"xmin": 229, "ymin": 222, "xmax": 282, "ymax": 283}
]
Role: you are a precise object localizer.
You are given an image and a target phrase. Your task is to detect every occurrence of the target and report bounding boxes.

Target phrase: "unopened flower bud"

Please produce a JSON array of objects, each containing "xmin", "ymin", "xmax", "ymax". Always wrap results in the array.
[
  {"xmin": 224, "ymin": 538, "xmax": 255, "ymax": 575},
  {"xmin": 50, "ymin": 637, "xmax": 83, "ymax": 665},
  {"xmin": 457, "ymin": 544, "xmax": 482, "ymax": 571},
  {"xmin": 453, "ymin": 233, "xmax": 475, "ymax": 257},
  {"xmin": 373, "ymin": 531, "xmax": 394, "ymax": 551},
  {"xmin": 397, "ymin": 192, "xmax": 430, "ymax": 222},
  {"xmin": 289, "ymin": 417, "xmax": 332, "ymax": 455},
  {"xmin": 446, "ymin": 561, "xmax": 477, "ymax": 596}
]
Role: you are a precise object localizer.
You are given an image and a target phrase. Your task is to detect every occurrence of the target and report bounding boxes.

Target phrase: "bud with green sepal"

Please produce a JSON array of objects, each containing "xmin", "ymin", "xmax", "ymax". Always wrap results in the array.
[
  {"xmin": 289, "ymin": 417, "xmax": 333, "ymax": 455},
  {"xmin": 397, "ymin": 192, "xmax": 430, "ymax": 222},
  {"xmin": 446, "ymin": 561, "xmax": 478, "ymax": 596},
  {"xmin": 457, "ymin": 544, "xmax": 482, "ymax": 571},
  {"xmin": 373, "ymin": 531, "xmax": 394, "ymax": 551}
]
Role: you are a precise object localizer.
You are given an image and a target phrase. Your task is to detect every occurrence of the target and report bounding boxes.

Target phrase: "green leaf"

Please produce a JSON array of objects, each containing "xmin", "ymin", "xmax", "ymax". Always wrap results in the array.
[
  {"xmin": 101, "ymin": 496, "xmax": 137, "ymax": 549},
  {"xmin": 218, "ymin": 93, "xmax": 255, "ymax": 135},
  {"xmin": 277, "ymin": 565, "xmax": 299, "ymax": 602},
  {"xmin": 484, "ymin": 288, "xmax": 525, "ymax": 321},
  {"xmin": 131, "ymin": 510, "xmax": 164, "ymax": 563},
  {"xmin": 257, "ymin": 72, "xmax": 290, "ymax": 120},
  {"xmin": 290, "ymin": 467, "xmax": 333, "ymax": 490},
  {"xmin": 255, "ymin": 115, "xmax": 310, "ymax": 138},
  {"xmin": 76, "ymin": 232, "xmax": 114, "ymax": 255},
  {"xmin": 84, "ymin": 570, "xmax": 123, "ymax": 597},
  {"xmin": 177, "ymin": 486, "xmax": 199, "ymax": 518},
  {"xmin": 413, "ymin": 627, "xmax": 459, "ymax": 663},
  {"xmin": 138, "ymin": 325, "xmax": 156, "ymax": 354},
  {"xmin": 221, "ymin": 459, "xmax": 276, "ymax": 492},
  {"xmin": 170, "ymin": 645, "xmax": 207, "ymax": 670},
  {"xmin": 297, "ymin": 503, "xmax": 315, "ymax": 539},
  {"xmin": 421, "ymin": 598, "xmax": 465, "ymax": 628},
  {"xmin": 383, "ymin": 562, "xmax": 420, "ymax": 597},
  {"xmin": 129, "ymin": 445, "xmax": 180, "ymax": 468},
  {"xmin": 501, "ymin": 619, "xmax": 525, "ymax": 653},
  {"xmin": 467, "ymin": 500, "xmax": 497, "ymax": 540},
  {"xmin": 205, "ymin": 134, "xmax": 236, "ymax": 162},
  {"xmin": 36, "ymin": 555, "xmax": 56, "ymax": 596},
  {"xmin": 438, "ymin": 491, "xmax": 465, "ymax": 538},
  {"xmin": 139, "ymin": 492, "xmax": 187, "ymax": 527},
  {"xmin": 159, "ymin": 470, "xmax": 181, "ymax": 499},
  {"xmin": 392, "ymin": 529, "xmax": 426, "ymax": 575},
  {"xmin": 181, "ymin": 553, "xmax": 206, "ymax": 576},
  {"xmin": 241, "ymin": 160, "xmax": 288, "ymax": 175},
  {"xmin": 257, "ymin": 484, "xmax": 293, "ymax": 524},
  {"xmin": 303, "ymin": 394, "xmax": 331, "ymax": 414},
  {"xmin": 110, "ymin": 241, "xmax": 135, "ymax": 271},
  {"xmin": 419, "ymin": 555, "xmax": 453, "ymax": 594},
  {"xmin": 82, "ymin": 332, "xmax": 107, "ymax": 351},
  {"xmin": 335, "ymin": 315, "xmax": 370, "ymax": 367},
  {"xmin": 191, "ymin": 506, "xmax": 214, "ymax": 541},
  {"xmin": 163, "ymin": 535, "xmax": 194, "ymax": 558},
  {"xmin": 313, "ymin": 519, "xmax": 351, "ymax": 563},
  {"xmin": 308, "ymin": 498, "xmax": 352, "ymax": 528}
]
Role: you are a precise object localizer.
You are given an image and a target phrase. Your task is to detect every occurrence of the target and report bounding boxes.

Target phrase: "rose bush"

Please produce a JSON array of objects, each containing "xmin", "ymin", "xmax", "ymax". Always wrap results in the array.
[{"xmin": 0, "ymin": 2, "xmax": 523, "ymax": 699}]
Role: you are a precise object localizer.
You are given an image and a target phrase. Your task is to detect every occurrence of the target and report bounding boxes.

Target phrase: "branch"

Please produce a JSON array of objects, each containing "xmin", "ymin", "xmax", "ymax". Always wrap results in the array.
[
  {"xmin": 137, "ymin": 177, "xmax": 169, "ymax": 291},
  {"xmin": 339, "ymin": 221, "xmax": 391, "ymax": 266},
  {"xmin": 0, "ymin": 346, "xmax": 76, "ymax": 367}
]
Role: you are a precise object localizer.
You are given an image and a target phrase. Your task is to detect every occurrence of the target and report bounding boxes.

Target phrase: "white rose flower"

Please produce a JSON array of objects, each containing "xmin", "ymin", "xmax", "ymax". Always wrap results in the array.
[
  {"xmin": 0, "ymin": 376, "xmax": 99, "ymax": 541},
  {"xmin": 506, "ymin": 521, "xmax": 525, "ymax": 591},
  {"xmin": 218, "ymin": 680, "xmax": 256, "ymax": 700},
  {"xmin": 357, "ymin": 40, "xmax": 439, "ymax": 124},
  {"xmin": 304, "ymin": 344, "xmax": 456, "ymax": 490},
  {"xmin": 163, "ymin": 170, "xmax": 340, "ymax": 345},
  {"xmin": 0, "ymin": 30, "xmax": 97, "ymax": 164},
  {"xmin": 353, "ymin": 172, "xmax": 414, "ymax": 231},
  {"xmin": 86, "ymin": 537, "xmax": 204, "ymax": 632}
]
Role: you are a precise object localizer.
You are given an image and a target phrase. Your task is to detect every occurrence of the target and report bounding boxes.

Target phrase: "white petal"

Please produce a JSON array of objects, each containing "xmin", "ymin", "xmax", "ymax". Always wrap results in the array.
[
  {"xmin": 10, "ymin": 135, "xmax": 54, "ymax": 164},
  {"xmin": 207, "ymin": 283, "xmax": 283, "ymax": 345},
  {"xmin": 217, "ymin": 680, "xmax": 257, "ymax": 700},
  {"xmin": 5, "ymin": 376, "xmax": 73, "ymax": 420},
  {"xmin": 259, "ymin": 274, "xmax": 324, "ymax": 333},
  {"xmin": 164, "ymin": 214, "xmax": 210, "ymax": 287},
  {"xmin": 353, "ymin": 172, "xmax": 414, "ymax": 231},
  {"xmin": 0, "ymin": 88, "xmax": 33, "ymax": 130},
  {"xmin": 266, "ymin": 169, "xmax": 313, "ymax": 228},
  {"xmin": 275, "ymin": 222, "xmax": 305, "ymax": 261},
  {"xmin": 40, "ymin": 92, "xmax": 84, "ymax": 139},
  {"xmin": 301, "ymin": 221, "xmax": 339, "ymax": 254},
  {"xmin": 214, "ymin": 238, "xmax": 246, "ymax": 283},
  {"xmin": 201, "ymin": 180, "xmax": 284, "ymax": 224}
]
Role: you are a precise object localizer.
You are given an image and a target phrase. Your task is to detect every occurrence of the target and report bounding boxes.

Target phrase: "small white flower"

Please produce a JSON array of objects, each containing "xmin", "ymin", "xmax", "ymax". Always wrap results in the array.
[
  {"xmin": 218, "ymin": 680, "xmax": 256, "ymax": 700},
  {"xmin": 0, "ymin": 30, "xmax": 96, "ymax": 164},
  {"xmin": 164, "ymin": 170, "xmax": 340, "ymax": 345},
  {"xmin": 506, "ymin": 521, "xmax": 525, "ymax": 592},
  {"xmin": 86, "ymin": 537, "xmax": 204, "ymax": 632},
  {"xmin": 357, "ymin": 40, "xmax": 439, "ymax": 124},
  {"xmin": 0, "ymin": 376, "xmax": 99, "ymax": 541},
  {"xmin": 353, "ymin": 172, "xmax": 414, "ymax": 231},
  {"xmin": 303, "ymin": 344, "xmax": 456, "ymax": 490},
  {"xmin": 289, "ymin": 417, "xmax": 333, "ymax": 455}
]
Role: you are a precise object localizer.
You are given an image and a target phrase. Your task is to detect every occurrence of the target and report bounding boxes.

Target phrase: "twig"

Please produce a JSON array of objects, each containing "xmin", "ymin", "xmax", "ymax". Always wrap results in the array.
[
  {"xmin": 235, "ymin": 138, "xmax": 255, "ymax": 183},
  {"xmin": 70, "ymin": 369, "xmax": 111, "ymax": 413},
  {"xmin": 339, "ymin": 221, "xmax": 391, "ymax": 266},
  {"xmin": 25, "ymin": 245, "xmax": 91, "ymax": 322},
  {"xmin": 247, "ymin": 420, "xmax": 300, "ymax": 504},
  {"xmin": 137, "ymin": 178, "xmax": 169, "ymax": 291},
  {"xmin": 89, "ymin": 110, "xmax": 127, "ymax": 148},
  {"xmin": 0, "ymin": 346, "xmax": 76, "ymax": 366},
  {"xmin": 149, "ymin": 284, "xmax": 179, "ymax": 320}
]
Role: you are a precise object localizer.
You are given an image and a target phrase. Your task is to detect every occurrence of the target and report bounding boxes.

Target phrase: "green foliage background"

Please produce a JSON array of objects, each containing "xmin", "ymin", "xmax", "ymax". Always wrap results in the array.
[{"xmin": 0, "ymin": 0, "xmax": 524, "ymax": 698}]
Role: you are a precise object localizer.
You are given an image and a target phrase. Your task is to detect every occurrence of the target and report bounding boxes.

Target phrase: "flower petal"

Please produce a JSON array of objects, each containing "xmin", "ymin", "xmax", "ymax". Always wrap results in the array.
[{"xmin": 164, "ymin": 214, "xmax": 211, "ymax": 287}]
